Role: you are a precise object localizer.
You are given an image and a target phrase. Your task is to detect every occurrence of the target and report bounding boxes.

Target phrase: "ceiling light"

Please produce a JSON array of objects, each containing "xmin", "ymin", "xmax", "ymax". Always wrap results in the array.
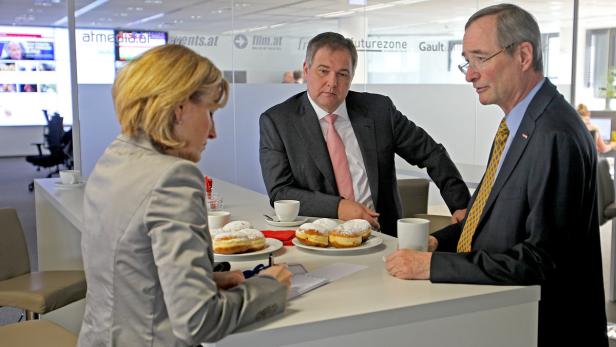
[
  {"xmin": 269, "ymin": 23, "xmax": 286, "ymax": 29},
  {"xmin": 317, "ymin": 10, "xmax": 355, "ymax": 18},
  {"xmin": 248, "ymin": 26, "xmax": 268, "ymax": 32},
  {"xmin": 124, "ymin": 12, "xmax": 165, "ymax": 27},
  {"xmin": 53, "ymin": 0, "xmax": 110, "ymax": 26},
  {"xmin": 360, "ymin": 3, "xmax": 395, "ymax": 12},
  {"xmin": 392, "ymin": 0, "xmax": 430, "ymax": 5}
]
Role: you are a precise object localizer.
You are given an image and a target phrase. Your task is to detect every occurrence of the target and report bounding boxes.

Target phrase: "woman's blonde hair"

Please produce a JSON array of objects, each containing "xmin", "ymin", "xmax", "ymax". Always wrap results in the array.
[
  {"xmin": 577, "ymin": 103, "xmax": 589, "ymax": 116},
  {"xmin": 112, "ymin": 44, "xmax": 229, "ymax": 150}
]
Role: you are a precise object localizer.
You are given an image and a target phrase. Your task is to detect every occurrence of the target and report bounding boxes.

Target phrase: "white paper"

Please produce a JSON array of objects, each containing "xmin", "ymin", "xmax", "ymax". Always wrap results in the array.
[
  {"xmin": 288, "ymin": 273, "xmax": 328, "ymax": 299},
  {"xmin": 287, "ymin": 263, "xmax": 367, "ymax": 299}
]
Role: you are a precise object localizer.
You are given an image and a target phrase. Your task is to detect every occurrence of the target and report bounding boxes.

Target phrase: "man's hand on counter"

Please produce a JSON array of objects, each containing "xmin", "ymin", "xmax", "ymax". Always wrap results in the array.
[{"xmin": 385, "ymin": 249, "xmax": 432, "ymax": 280}]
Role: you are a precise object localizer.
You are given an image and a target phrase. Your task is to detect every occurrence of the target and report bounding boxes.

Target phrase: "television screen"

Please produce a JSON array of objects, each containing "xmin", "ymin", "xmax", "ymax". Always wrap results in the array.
[
  {"xmin": 0, "ymin": 33, "xmax": 55, "ymax": 61},
  {"xmin": 593, "ymin": 118, "xmax": 612, "ymax": 142},
  {"xmin": 114, "ymin": 30, "xmax": 167, "ymax": 63},
  {"xmin": 0, "ymin": 26, "xmax": 65, "ymax": 126}
]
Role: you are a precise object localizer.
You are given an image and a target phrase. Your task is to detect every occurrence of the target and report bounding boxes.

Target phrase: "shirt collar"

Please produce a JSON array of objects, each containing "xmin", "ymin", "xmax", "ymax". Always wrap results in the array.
[
  {"xmin": 306, "ymin": 92, "xmax": 349, "ymax": 121},
  {"xmin": 505, "ymin": 78, "xmax": 545, "ymax": 136}
]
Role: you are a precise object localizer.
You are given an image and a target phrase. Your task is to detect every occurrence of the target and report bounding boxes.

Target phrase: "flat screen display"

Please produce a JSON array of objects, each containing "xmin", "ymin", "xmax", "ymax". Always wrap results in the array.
[
  {"xmin": 593, "ymin": 118, "xmax": 612, "ymax": 141},
  {"xmin": 0, "ymin": 26, "xmax": 61, "ymax": 126},
  {"xmin": 114, "ymin": 30, "xmax": 167, "ymax": 62}
]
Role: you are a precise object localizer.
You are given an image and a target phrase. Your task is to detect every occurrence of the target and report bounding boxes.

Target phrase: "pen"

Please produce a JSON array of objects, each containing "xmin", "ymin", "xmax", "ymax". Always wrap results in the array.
[{"xmin": 268, "ymin": 253, "xmax": 273, "ymax": 267}]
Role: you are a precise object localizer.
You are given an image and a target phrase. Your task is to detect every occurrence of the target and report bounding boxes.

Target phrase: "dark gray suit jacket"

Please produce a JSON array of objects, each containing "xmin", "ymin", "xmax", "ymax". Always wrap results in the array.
[
  {"xmin": 259, "ymin": 91, "xmax": 470, "ymax": 235},
  {"xmin": 431, "ymin": 79, "xmax": 608, "ymax": 346}
]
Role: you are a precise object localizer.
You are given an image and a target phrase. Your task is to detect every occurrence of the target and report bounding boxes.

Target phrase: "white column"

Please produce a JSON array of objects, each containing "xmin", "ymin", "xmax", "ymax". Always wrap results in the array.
[{"xmin": 338, "ymin": 15, "xmax": 368, "ymax": 85}]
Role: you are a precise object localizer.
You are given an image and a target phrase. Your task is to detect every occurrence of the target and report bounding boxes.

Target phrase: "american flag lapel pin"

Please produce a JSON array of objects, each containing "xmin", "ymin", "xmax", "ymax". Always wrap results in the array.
[{"xmin": 522, "ymin": 133, "xmax": 528, "ymax": 139}]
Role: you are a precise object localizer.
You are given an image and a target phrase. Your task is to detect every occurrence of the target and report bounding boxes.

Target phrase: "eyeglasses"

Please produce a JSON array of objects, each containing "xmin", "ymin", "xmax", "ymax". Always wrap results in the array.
[{"xmin": 458, "ymin": 43, "xmax": 515, "ymax": 75}]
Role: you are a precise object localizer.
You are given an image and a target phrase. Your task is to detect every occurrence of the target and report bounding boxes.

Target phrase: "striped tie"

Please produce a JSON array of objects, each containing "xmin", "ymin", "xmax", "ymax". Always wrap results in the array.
[{"xmin": 457, "ymin": 118, "xmax": 509, "ymax": 252}]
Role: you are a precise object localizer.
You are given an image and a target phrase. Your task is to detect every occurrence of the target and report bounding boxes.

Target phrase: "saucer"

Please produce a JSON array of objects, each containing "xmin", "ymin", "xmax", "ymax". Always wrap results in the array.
[
  {"xmin": 265, "ymin": 216, "xmax": 309, "ymax": 227},
  {"xmin": 54, "ymin": 181, "xmax": 85, "ymax": 189}
]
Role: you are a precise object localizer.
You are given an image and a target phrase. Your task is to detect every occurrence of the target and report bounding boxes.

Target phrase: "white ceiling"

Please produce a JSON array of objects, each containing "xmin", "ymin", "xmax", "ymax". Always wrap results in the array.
[{"xmin": 0, "ymin": 0, "xmax": 615, "ymax": 36}]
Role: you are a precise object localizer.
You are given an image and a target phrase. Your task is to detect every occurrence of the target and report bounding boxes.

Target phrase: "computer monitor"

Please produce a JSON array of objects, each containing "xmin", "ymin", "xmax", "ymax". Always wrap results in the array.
[{"xmin": 593, "ymin": 118, "xmax": 612, "ymax": 142}]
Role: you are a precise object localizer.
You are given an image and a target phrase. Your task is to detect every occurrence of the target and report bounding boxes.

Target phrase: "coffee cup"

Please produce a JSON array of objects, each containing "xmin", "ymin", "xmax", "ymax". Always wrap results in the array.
[
  {"xmin": 59, "ymin": 170, "xmax": 81, "ymax": 185},
  {"xmin": 208, "ymin": 211, "xmax": 231, "ymax": 229},
  {"xmin": 397, "ymin": 218, "xmax": 429, "ymax": 251},
  {"xmin": 274, "ymin": 200, "xmax": 300, "ymax": 222}
]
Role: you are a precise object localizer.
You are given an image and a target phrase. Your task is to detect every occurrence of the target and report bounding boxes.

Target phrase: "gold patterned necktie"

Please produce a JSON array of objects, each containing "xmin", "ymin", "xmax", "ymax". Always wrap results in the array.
[{"xmin": 457, "ymin": 118, "xmax": 509, "ymax": 252}]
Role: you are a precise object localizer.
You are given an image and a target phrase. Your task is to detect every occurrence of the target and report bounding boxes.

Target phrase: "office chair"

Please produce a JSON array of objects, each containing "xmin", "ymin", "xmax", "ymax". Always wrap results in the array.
[
  {"xmin": 597, "ymin": 157, "xmax": 616, "ymax": 225},
  {"xmin": 25, "ymin": 114, "xmax": 72, "ymax": 191},
  {"xmin": 0, "ymin": 320, "xmax": 77, "ymax": 346},
  {"xmin": 0, "ymin": 208, "xmax": 86, "ymax": 320},
  {"xmin": 397, "ymin": 178, "xmax": 453, "ymax": 233}
]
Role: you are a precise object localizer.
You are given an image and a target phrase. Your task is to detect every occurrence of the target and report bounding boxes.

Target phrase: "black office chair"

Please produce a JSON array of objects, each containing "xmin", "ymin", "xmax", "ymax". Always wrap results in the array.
[
  {"xmin": 597, "ymin": 157, "xmax": 616, "ymax": 225},
  {"xmin": 25, "ymin": 114, "xmax": 72, "ymax": 191}
]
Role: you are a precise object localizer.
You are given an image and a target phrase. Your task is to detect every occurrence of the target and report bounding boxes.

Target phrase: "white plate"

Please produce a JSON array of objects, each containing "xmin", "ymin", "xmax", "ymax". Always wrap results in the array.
[
  {"xmin": 54, "ymin": 181, "xmax": 85, "ymax": 189},
  {"xmin": 214, "ymin": 238, "xmax": 283, "ymax": 261},
  {"xmin": 292, "ymin": 235, "xmax": 383, "ymax": 254},
  {"xmin": 265, "ymin": 217, "xmax": 309, "ymax": 227}
]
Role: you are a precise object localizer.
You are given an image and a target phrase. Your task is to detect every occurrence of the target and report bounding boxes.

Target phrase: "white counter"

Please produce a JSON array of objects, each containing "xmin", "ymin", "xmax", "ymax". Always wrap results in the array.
[{"xmin": 34, "ymin": 178, "xmax": 539, "ymax": 346}]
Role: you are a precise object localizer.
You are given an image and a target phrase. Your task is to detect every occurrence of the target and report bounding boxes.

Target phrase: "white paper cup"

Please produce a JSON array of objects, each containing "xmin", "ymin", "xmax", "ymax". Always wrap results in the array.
[
  {"xmin": 274, "ymin": 200, "xmax": 300, "ymax": 222},
  {"xmin": 208, "ymin": 211, "xmax": 231, "ymax": 229},
  {"xmin": 59, "ymin": 170, "xmax": 81, "ymax": 185},
  {"xmin": 397, "ymin": 218, "xmax": 429, "ymax": 251}
]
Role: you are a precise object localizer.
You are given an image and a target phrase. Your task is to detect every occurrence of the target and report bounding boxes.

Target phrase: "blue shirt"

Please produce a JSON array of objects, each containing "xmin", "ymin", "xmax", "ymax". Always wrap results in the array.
[{"xmin": 496, "ymin": 78, "xmax": 545, "ymax": 176}]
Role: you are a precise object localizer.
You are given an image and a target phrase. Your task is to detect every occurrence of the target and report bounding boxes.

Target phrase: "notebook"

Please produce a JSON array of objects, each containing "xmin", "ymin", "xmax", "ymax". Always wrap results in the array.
[
  {"xmin": 286, "ymin": 263, "xmax": 367, "ymax": 299},
  {"xmin": 288, "ymin": 273, "xmax": 329, "ymax": 299}
]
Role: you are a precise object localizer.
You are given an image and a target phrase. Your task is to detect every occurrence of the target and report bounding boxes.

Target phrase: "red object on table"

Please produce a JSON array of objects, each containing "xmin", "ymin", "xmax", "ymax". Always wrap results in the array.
[
  {"xmin": 204, "ymin": 176, "xmax": 213, "ymax": 198},
  {"xmin": 261, "ymin": 230, "xmax": 296, "ymax": 246}
]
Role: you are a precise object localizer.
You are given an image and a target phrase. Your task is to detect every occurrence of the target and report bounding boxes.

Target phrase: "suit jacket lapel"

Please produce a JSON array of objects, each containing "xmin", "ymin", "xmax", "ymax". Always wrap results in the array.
[
  {"xmin": 347, "ymin": 95, "xmax": 380, "ymax": 205},
  {"xmin": 293, "ymin": 93, "xmax": 338, "ymax": 193},
  {"xmin": 478, "ymin": 79, "xmax": 556, "ymax": 225}
]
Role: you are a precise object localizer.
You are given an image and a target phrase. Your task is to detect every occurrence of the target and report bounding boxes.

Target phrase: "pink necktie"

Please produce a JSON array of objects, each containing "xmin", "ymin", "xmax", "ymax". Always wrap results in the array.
[{"xmin": 324, "ymin": 114, "xmax": 355, "ymax": 201}]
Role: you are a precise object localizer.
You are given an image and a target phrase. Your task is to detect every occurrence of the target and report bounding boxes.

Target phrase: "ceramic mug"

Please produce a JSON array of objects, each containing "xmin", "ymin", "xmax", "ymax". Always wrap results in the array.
[
  {"xmin": 274, "ymin": 200, "xmax": 300, "ymax": 222},
  {"xmin": 59, "ymin": 170, "xmax": 81, "ymax": 185},
  {"xmin": 208, "ymin": 211, "xmax": 231, "ymax": 229},
  {"xmin": 397, "ymin": 218, "xmax": 430, "ymax": 251}
]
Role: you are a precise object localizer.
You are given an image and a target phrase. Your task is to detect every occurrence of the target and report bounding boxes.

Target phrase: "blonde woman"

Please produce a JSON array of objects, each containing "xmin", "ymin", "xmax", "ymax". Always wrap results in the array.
[
  {"xmin": 578, "ymin": 103, "xmax": 615, "ymax": 153},
  {"xmin": 79, "ymin": 44, "xmax": 291, "ymax": 346}
]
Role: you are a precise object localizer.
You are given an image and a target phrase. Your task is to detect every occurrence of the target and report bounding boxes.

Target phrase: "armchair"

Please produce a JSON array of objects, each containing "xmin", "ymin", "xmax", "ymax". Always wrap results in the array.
[
  {"xmin": 397, "ymin": 178, "xmax": 453, "ymax": 233},
  {"xmin": 0, "ymin": 208, "xmax": 86, "ymax": 321}
]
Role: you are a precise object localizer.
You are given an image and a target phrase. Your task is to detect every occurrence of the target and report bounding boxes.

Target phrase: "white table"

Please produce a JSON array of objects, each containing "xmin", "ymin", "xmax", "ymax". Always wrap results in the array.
[{"xmin": 34, "ymin": 178, "xmax": 539, "ymax": 346}]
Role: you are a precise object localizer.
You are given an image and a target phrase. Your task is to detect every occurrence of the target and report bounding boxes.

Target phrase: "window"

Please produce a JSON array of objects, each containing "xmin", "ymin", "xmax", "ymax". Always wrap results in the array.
[{"xmin": 585, "ymin": 28, "xmax": 616, "ymax": 98}]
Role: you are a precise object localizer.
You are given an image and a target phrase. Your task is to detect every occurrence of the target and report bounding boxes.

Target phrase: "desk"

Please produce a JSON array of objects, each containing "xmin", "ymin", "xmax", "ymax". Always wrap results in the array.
[{"xmin": 35, "ymin": 178, "xmax": 539, "ymax": 346}]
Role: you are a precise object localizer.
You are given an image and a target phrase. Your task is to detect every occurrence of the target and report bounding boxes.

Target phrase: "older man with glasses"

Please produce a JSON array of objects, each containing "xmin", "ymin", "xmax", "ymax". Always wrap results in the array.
[{"xmin": 386, "ymin": 3, "xmax": 608, "ymax": 346}]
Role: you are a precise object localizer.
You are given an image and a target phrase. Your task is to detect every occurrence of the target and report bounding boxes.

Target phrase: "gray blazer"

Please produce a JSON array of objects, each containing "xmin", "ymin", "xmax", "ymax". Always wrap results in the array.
[
  {"xmin": 431, "ymin": 80, "xmax": 607, "ymax": 346},
  {"xmin": 259, "ymin": 91, "xmax": 470, "ymax": 235},
  {"xmin": 78, "ymin": 133, "xmax": 287, "ymax": 347}
]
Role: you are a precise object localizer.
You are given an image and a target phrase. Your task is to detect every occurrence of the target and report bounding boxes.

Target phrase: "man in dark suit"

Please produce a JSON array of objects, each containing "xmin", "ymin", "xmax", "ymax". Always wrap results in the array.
[
  {"xmin": 259, "ymin": 32, "xmax": 470, "ymax": 236},
  {"xmin": 385, "ymin": 4, "xmax": 607, "ymax": 346}
]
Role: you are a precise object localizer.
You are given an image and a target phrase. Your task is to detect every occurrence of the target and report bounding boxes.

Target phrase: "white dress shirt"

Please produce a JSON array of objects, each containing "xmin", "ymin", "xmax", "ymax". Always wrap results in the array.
[{"xmin": 307, "ymin": 94, "xmax": 374, "ymax": 209}]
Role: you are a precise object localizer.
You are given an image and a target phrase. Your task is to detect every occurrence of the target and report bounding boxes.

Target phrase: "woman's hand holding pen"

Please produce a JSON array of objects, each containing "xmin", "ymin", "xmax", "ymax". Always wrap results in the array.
[{"xmin": 259, "ymin": 265, "xmax": 292, "ymax": 289}]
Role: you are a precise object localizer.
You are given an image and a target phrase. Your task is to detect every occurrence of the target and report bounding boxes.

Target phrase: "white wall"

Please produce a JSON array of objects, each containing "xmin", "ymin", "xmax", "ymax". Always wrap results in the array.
[
  {"xmin": 78, "ymin": 84, "xmax": 117, "ymax": 177},
  {"xmin": 0, "ymin": 126, "xmax": 45, "ymax": 156},
  {"xmin": 76, "ymin": 83, "xmax": 515, "ymax": 194}
]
